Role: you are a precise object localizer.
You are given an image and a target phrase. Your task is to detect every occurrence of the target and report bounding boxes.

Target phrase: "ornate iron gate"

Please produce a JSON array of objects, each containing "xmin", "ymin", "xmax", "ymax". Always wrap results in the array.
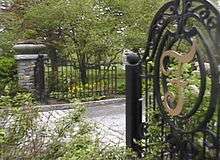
[{"xmin": 126, "ymin": 0, "xmax": 220, "ymax": 159}]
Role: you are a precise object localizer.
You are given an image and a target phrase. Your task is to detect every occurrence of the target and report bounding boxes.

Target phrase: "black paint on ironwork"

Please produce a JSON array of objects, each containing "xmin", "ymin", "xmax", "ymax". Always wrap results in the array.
[
  {"xmin": 45, "ymin": 60, "xmax": 121, "ymax": 100},
  {"xmin": 126, "ymin": 0, "xmax": 220, "ymax": 159},
  {"xmin": 34, "ymin": 55, "xmax": 47, "ymax": 104},
  {"xmin": 125, "ymin": 54, "xmax": 142, "ymax": 156}
]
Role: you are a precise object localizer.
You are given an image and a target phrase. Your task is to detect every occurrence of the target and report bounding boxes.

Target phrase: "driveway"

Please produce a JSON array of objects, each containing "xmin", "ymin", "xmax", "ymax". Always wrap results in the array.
[{"xmin": 87, "ymin": 102, "xmax": 125, "ymax": 145}]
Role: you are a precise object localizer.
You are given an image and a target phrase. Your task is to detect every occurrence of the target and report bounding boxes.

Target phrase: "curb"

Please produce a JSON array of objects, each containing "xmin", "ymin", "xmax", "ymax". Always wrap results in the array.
[{"xmin": 36, "ymin": 98, "xmax": 126, "ymax": 112}]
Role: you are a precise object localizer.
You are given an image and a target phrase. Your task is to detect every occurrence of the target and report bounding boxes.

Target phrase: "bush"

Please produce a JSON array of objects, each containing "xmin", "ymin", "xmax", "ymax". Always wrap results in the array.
[
  {"xmin": 0, "ymin": 93, "xmax": 137, "ymax": 160},
  {"xmin": 0, "ymin": 92, "xmax": 37, "ymax": 159},
  {"xmin": 0, "ymin": 56, "xmax": 17, "ymax": 96},
  {"xmin": 0, "ymin": 57, "xmax": 15, "ymax": 78}
]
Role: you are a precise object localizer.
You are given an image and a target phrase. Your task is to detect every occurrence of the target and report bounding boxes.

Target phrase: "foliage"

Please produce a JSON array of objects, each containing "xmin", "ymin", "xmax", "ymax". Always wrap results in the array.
[
  {"xmin": 0, "ymin": 56, "xmax": 17, "ymax": 96},
  {"xmin": 0, "ymin": 56, "xmax": 15, "ymax": 79},
  {"xmin": 0, "ymin": 0, "xmax": 40, "ymax": 55},
  {"xmin": 0, "ymin": 0, "xmax": 168, "ymax": 84},
  {"xmin": 49, "ymin": 79, "xmax": 115, "ymax": 101},
  {"xmin": 0, "ymin": 92, "xmax": 137, "ymax": 159},
  {"xmin": 60, "ymin": 135, "xmax": 136, "ymax": 160},
  {"xmin": 0, "ymin": 92, "xmax": 35, "ymax": 108},
  {"xmin": 101, "ymin": 0, "xmax": 167, "ymax": 53},
  {"xmin": 21, "ymin": 0, "xmax": 123, "ymax": 70},
  {"xmin": 0, "ymin": 92, "xmax": 37, "ymax": 159}
]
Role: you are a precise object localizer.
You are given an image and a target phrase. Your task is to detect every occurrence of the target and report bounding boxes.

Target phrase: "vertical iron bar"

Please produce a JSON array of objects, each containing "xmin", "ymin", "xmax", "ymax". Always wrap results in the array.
[
  {"xmin": 111, "ymin": 66, "xmax": 114, "ymax": 94},
  {"xmin": 217, "ymin": 85, "xmax": 220, "ymax": 159},
  {"xmin": 87, "ymin": 68, "xmax": 89, "ymax": 97},
  {"xmin": 65, "ymin": 64, "xmax": 67, "ymax": 99},
  {"xmin": 91, "ymin": 68, "xmax": 94, "ymax": 97},
  {"xmin": 144, "ymin": 63, "xmax": 149, "ymax": 156},
  {"xmin": 34, "ymin": 55, "xmax": 46, "ymax": 104},
  {"xmin": 61, "ymin": 63, "xmax": 64, "ymax": 99},
  {"xmin": 83, "ymin": 69, "xmax": 86, "ymax": 98},
  {"xmin": 46, "ymin": 61, "xmax": 50, "ymax": 97},
  {"xmin": 115, "ymin": 66, "xmax": 117, "ymax": 95},
  {"xmin": 103, "ymin": 66, "xmax": 106, "ymax": 95},
  {"xmin": 70, "ymin": 63, "xmax": 73, "ymax": 99},
  {"xmin": 75, "ymin": 67, "xmax": 78, "ymax": 98},
  {"xmin": 55, "ymin": 62, "xmax": 59, "ymax": 99},
  {"xmin": 107, "ymin": 66, "xmax": 110, "ymax": 95},
  {"xmin": 99, "ymin": 67, "xmax": 102, "ymax": 96},
  {"xmin": 95, "ymin": 68, "xmax": 98, "ymax": 96}
]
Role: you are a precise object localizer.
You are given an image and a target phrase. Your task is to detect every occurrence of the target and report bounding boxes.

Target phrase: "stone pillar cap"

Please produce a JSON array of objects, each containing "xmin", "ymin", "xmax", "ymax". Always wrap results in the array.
[
  {"xmin": 15, "ymin": 54, "xmax": 48, "ymax": 60},
  {"xmin": 13, "ymin": 43, "xmax": 46, "ymax": 54}
]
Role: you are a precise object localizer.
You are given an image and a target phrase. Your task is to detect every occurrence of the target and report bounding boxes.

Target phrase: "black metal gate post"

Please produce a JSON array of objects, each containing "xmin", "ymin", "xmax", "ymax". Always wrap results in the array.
[
  {"xmin": 125, "ymin": 53, "xmax": 142, "ymax": 155},
  {"xmin": 35, "ymin": 55, "xmax": 47, "ymax": 104}
]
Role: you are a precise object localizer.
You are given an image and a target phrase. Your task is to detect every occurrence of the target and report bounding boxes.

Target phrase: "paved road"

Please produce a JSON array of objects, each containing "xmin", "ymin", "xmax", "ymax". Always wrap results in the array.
[
  {"xmin": 87, "ymin": 102, "xmax": 125, "ymax": 145},
  {"xmin": 39, "ymin": 101, "xmax": 126, "ymax": 146}
]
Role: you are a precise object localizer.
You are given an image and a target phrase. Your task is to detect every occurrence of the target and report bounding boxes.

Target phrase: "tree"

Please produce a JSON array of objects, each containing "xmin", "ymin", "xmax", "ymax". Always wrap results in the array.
[
  {"xmin": 0, "ymin": 0, "xmax": 44, "ymax": 55},
  {"xmin": 0, "ymin": 0, "xmax": 167, "ymax": 83},
  {"xmin": 100, "ymin": 0, "xmax": 167, "ymax": 55},
  {"xmin": 21, "ymin": 0, "xmax": 123, "ymax": 84}
]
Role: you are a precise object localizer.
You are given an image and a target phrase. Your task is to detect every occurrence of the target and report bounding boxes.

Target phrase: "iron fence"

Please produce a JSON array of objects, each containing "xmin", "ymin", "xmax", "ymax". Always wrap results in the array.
[{"xmin": 45, "ymin": 61, "xmax": 121, "ymax": 100}]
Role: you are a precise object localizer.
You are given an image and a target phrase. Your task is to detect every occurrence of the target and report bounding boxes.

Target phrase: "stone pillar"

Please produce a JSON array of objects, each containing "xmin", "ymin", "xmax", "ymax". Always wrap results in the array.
[
  {"xmin": 15, "ymin": 54, "xmax": 40, "ymax": 92},
  {"xmin": 13, "ymin": 42, "xmax": 46, "ymax": 97}
]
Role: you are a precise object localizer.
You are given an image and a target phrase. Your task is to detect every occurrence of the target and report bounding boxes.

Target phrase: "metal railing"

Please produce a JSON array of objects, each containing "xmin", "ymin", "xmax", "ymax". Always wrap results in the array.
[{"xmin": 45, "ymin": 62, "xmax": 120, "ymax": 100}]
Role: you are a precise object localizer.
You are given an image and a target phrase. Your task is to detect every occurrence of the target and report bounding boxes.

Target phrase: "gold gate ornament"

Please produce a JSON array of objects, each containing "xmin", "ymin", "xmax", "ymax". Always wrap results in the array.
[{"xmin": 160, "ymin": 40, "xmax": 197, "ymax": 116}]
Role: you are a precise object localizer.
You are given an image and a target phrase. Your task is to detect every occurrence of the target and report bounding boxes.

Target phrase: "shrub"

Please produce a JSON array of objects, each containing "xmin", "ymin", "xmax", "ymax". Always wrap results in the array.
[
  {"xmin": 0, "ymin": 92, "xmax": 37, "ymax": 159},
  {"xmin": 0, "ymin": 93, "xmax": 137, "ymax": 159},
  {"xmin": 0, "ymin": 56, "xmax": 17, "ymax": 96}
]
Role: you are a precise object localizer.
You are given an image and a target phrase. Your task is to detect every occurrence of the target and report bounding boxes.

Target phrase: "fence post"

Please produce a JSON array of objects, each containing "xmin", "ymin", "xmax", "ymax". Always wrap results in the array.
[
  {"xmin": 35, "ymin": 55, "xmax": 47, "ymax": 104},
  {"xmin": 125, "ymin": 53, "xmax": 142, "ymax": 156}
]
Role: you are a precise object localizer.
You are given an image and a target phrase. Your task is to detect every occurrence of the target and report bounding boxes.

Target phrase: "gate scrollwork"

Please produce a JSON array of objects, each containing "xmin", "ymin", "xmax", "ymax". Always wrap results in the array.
[{"xmin": 140, "ymin": 0, "xmax": 220, "ymax": 159}]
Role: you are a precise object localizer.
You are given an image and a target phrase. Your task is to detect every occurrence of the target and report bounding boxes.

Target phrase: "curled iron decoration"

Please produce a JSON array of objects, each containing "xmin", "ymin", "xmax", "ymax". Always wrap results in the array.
[
  {"xmin": 147, "ymin": 0, "xmax": 220, "ymax": 134},
  {"xmin": 143, "ymin": 0, "xmax": 220, "ymax": 62},
  {"xmin": 160, "ymin": 40, "xmax": 197, "ymax": 116},
  {"xmin": 143, "ymin": 0, "xmax": 179, "ymax": 61}
]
